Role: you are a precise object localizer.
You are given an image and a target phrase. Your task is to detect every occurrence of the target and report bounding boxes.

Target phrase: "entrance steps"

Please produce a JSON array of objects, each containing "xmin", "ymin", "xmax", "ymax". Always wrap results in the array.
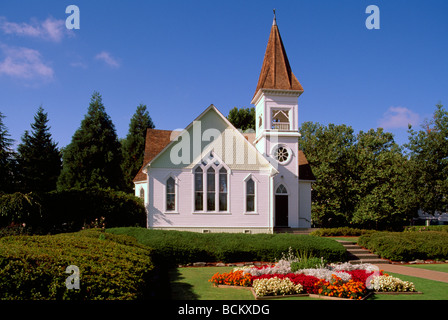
[{"xmin": 335, "ymin": 240, "xmax": 390, "ymax": 264}]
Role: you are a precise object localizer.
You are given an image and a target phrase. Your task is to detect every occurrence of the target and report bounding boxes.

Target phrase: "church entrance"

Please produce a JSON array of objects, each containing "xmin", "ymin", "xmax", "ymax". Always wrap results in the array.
[{"xmin": 275, "ymin": 184, "xmax": 289, "ymax": 227}]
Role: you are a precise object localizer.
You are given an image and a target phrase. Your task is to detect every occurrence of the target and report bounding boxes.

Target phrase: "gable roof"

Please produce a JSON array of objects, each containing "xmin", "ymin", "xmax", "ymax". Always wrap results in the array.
[
  {"xmin": 134, "ymin": 130, "xmax": 315, "ymax": 182},
  {"xmin": 252, "ymin": 18, "xmax": 303, "ymax": 101},
  {"xmin": 133, "ymin": 105, "xmax": 277, "ymax": 181},
  {"xmin": 133, "ymin": 129, "xmax": 180, "ymax": 182}
]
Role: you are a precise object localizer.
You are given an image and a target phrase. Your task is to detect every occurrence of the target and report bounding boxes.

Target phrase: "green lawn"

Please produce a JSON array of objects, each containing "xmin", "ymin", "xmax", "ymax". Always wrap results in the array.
[
  {"xmin": 168, "ymin": 266, "xmax": 448, "ymax": 300},
  {"xmin": 406, "ymin": 263, "xmax": 448, "ymax": 273}
]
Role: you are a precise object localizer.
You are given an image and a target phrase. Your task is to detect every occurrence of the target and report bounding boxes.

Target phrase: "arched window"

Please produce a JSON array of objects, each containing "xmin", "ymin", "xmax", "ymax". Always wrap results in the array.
[
  {"xmin": 219, "ymin": 167, "xmax": 228, "ymax": 211},
  {"xmin": 193, "ymin": 153, "xmax": 230, "ymax": 212},
  {"xmin": 276, "ymin": 184, "xmax": 287, "ymax": 194},
  {"xmin": 207, "ymin": 167, "xmax": 215, "ymax": 211},
  {"xmin": 195, "ymin": 167, "xmax": 203, "ymax": 211},
  {"xmin": 139, "ymin": 187, "xmax": 144, "ymax": 200},
  {"xmin": 166, "ymin": 177, "xmax": 175, "ymax": 211},
  {"xmin": 246, "ymin": 178, "xmax": 255, "ymax": 212}
]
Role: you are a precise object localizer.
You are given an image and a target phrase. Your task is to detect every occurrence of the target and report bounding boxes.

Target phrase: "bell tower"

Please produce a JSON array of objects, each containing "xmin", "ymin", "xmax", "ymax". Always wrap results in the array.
[{"xmin": 252, "ymin": 13, "xmax": 304, "ymax": 228}]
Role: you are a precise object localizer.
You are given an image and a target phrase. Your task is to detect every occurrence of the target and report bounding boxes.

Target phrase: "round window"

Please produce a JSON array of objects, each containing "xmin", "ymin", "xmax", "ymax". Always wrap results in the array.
[{"xmin": 274, "ymin": 146, "xmax": 290, "ymax": 163}]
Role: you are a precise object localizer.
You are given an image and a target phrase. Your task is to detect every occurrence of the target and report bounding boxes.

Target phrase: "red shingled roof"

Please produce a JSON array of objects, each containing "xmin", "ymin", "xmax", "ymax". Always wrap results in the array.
[{"xmin": 252, "ymin": 19, "xmax": 303, "ymax": 100}]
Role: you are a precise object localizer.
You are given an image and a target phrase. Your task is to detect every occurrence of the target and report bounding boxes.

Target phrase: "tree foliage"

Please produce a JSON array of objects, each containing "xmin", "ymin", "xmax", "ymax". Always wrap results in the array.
[
  {"xmin": 227, "ymin": 106, "xmax": 256, "ymax": 131},
  {"xmin": 0, "ymin": 112, "xmax": 16, "ymax": 193},
  {"xmin": 299, "ymin": 122, "xmax": 418, "ymax": 229},
  {"xmin": 121, "ymin": 104, "xmax": 155, "ymax": 192},
  {"xmin": 405, "ymin": 103, "xmax": 448, "ymax": 214},
  {"xmin": 16, "ymin": 106, "xmax": 62, "ymax": 193},
  {"xmin": 57, "ymin": 91, "xmax": 124, "ymax": 191}
]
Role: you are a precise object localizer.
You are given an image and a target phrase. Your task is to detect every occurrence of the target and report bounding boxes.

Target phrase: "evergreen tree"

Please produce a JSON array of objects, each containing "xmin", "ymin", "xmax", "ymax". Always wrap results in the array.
[
  {"xmin": 121, "ymin": 104, "xmax": 155, "ymax": 192},
  {"xmin": 57, "ymin": 91, "xmax": 124, "ymax": 191},
  {"xmin": 0, "ymin": 112, "xmax": 16, "ymax": 193},
  {"xmin": 16, "ymin": 106, "xmax": 62, "ymax": 193}
]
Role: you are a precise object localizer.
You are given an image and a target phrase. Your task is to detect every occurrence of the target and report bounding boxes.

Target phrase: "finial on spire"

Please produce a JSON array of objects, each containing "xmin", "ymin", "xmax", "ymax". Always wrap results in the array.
[{"xmin": 273, "ymin": 8, "xmax": 277, "ymax": 26}]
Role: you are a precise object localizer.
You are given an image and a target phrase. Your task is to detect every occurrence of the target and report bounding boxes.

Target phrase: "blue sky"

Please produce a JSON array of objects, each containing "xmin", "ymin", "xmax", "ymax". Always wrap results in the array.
[{"xmin": 0, "ymin": 0, "xmax": 447, "ymax": 149}]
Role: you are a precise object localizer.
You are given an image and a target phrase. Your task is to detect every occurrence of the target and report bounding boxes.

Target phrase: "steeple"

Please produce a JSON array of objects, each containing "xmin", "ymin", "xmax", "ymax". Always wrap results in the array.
[{"xmin": 251, "ymin": 13, "xmax": 303, "ymax": 103}]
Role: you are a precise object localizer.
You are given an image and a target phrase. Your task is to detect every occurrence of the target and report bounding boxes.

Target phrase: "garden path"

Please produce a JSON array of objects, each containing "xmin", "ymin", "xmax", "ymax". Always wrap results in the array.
[{"xmin": 376, "ymin": 264, "xmax": 448, "ymax": 283}]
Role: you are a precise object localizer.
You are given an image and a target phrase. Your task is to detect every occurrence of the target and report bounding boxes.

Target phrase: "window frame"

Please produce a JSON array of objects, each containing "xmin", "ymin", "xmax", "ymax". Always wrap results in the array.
[
  {"xmin": 192, "ymin": 152, "xmax": 231, "ymax": 214},
  {"xmin": 243, "ymin": 174, "xmax": 259, "ymax": 215},
  {"xmin": 164, "ymin": 174, "xmax": 179, "ymax": 214}
]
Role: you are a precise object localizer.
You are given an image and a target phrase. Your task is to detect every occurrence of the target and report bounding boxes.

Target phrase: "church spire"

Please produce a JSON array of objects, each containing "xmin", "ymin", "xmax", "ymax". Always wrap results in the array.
[{"xmin": 252, "ymin": 13, "xmax": 303, "ymax": 102}]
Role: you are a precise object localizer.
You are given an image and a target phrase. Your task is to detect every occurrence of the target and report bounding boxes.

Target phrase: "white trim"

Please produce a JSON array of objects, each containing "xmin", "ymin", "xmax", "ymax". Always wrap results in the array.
[
  {"xmin": 270, "ymin": 143, "xmax": 294, "ymax": 166},
  {"xmin": 191, "ymin": 152, "xmax": 231, "ymax": 214},
  {"xmin": 243, "ymin": 175, "xmax": 258, "ymax": 215},
  {"xmin": 251, "ymin": 88, "xmax": 303, "ymax": 105},
  {"xmin": 163, "ymin": 173, "xmax": 179, "ymax": 214}
]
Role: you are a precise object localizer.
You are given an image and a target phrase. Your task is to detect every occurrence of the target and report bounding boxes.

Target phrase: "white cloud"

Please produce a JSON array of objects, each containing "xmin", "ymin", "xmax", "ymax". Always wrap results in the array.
[
  {"xmin": 379, "ymin": 106, "xmax": 420, "ymax": 129},
  {"xmin": 0, "ymin": 44, "xmax": 54, "ymax": 80},
  {"xmin": 0, "ymin": 16, "xmax": 70, "ymax": 42},
  {"xmin": 95, "ymin": 51, "xmax": 120, "ymax": 68}
]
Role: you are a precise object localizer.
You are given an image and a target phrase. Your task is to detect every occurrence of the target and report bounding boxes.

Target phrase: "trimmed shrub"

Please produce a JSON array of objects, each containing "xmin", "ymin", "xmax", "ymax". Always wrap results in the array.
[
  {"xmin": 358, "ymin": 231, "xmax": 448, "ymax": 261},
  {"xmin": 0, "ymin": 230, "xmax": 155, "ymax": 300},
  {"xmin": 310, "ymin": 227, "xmax": 376, "ymax": 237},
  {"xmin": 404, "ymin": 225, "xmax": 448, "ymax": 233},
  {"xmin": 107, "ymin": 227, "xmax": 347, "ymax": 265}
]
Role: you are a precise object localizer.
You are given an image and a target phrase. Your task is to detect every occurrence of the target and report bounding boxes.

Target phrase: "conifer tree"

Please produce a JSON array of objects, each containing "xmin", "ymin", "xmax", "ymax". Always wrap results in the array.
[
  {"xmin": 57, "ymin": 91, "xmax": 124, "ymax": 191},
  {"xmin": 17, "ymin": 106, "xmax": 62, "ymax": 193},
  {"xmin": 121, "ymin": 104, "xmax": 155, "ymax": 192},
  {"xmin": 0, "ymin": 112, "xmax": 16, "ymax": 193}
]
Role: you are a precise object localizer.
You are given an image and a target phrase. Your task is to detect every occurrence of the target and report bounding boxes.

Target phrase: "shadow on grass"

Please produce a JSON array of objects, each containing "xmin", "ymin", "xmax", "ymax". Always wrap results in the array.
[{"xmin": 166, "ymin": 268, "xmax": 199, "ymax": 300}]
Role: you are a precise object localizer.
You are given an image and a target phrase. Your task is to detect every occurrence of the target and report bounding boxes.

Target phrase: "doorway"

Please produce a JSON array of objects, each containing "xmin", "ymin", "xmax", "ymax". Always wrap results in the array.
[{"xmin": 275, "ymin": 184, "xmax": 288, "ymax": 227}]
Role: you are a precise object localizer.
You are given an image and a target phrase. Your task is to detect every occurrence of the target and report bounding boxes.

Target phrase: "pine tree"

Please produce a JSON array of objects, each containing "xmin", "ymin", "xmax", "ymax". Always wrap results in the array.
[
  {"xmin": 57, "ymin": 91, "xmax": 124, "ymax": 191},
  {"xmin": 121, "ymin": 104, "xmax": 155, "ymax": 192},
  {"xmin": 16, "ymin": 106, "xmax": 62, "ymax": 193},
  {"xmin": 0, "ymin": 112, "xmax": 16, "ymax": 193}
]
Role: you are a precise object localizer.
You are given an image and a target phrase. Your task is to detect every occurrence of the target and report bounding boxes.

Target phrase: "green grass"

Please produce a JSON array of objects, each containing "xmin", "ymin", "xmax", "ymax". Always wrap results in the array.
[
  {"xmin": 169, "ymin": 267, "xmax": 254, "ymax": 300},
  {"xmin": 370, "ymin": 272, "xmax": 448, "ymax": 300},
  {"xmin": 406, "ymin": 263, "xmax": 448, "ymax": 273},
  {"xmin": 168, "ymin": 267, "xmax": 448, "ymax": 300}
]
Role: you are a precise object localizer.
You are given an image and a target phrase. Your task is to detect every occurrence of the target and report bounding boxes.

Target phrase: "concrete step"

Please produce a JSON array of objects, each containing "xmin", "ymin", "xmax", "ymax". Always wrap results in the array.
[
  {"xmin": 344, "ymin": 244, "xmax": 363, "ymax": 249},
  {"xmin": 336, "ymin": 239, "xmax": 390, "ymax": 264},
  {"xmin": 353, "ymin": 253, "xmax": 381, "ymax": 259},
  {"xmin": 347, "ymin": 249, "xmax": 372, "ymax": 255},
  {"xmin": 349, "ymin": 259, "xmax": 390, "ymax": 264}
]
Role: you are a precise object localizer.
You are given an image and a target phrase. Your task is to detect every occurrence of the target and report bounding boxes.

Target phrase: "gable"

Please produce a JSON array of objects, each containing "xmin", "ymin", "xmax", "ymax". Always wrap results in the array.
[{"xmin": 136, "ymin": 105, "xmax": 275, "ymax": 177}]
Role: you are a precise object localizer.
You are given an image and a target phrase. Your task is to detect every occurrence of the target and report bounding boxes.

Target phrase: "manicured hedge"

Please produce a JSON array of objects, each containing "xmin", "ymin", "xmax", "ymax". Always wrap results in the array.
[
  {"xmin": 404, "ymin": 225, "xmax": 448, "ymax": 233},
  {"xmin": 0, "ymin": 188, "xmax": 146, "ymax": 233},
  {"xmin": 0, "ymin": 230, "xmax": 155, "ymax": 300},
  {"xmin": 358, "ymin": 231, "xmax": 448, "ymax": 261},
  {"xmin": 310, "ymin": 227, "xmax": 376, "ymax": 237},
  {"xmin": 107, "ymin": 227, "xmax": 347, "ymax": 265}
]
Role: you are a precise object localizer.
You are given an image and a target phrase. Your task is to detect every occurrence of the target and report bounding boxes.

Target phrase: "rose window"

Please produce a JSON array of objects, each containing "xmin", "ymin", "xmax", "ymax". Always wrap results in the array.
[{"xmin": 275, "ymin": 146, "xmax": 289, "ymax": 163}]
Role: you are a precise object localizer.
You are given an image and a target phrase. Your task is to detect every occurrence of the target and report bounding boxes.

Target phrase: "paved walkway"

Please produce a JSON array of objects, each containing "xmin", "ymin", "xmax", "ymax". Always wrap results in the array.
[{"xmin": 376, "ymin": 264, "xmax": 448, "ymax": 283}]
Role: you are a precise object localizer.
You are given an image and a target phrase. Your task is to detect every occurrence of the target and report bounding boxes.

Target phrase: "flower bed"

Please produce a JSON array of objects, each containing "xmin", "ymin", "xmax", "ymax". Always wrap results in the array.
[
  {"xmin": 208, "ymin": 250, "xmax": 420, "ymax": 299},
  {"xmin": 252, "ymin": 277, "xmax": 303, "ymax": 297},
  {"xmin": 315, "ymin": 275, "xmax": 368, "ymax": 300},
  {"xmin": 209, "ymin": 270, "xmax": 252, "ymax": 287}
]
